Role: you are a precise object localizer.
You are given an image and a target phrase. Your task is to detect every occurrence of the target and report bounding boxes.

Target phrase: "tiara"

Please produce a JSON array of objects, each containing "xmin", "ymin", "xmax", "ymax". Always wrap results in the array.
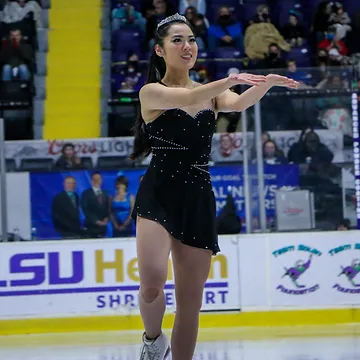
[{"xmin": 157, "ymin": 13, "xmax": 187, "ymax": 29}]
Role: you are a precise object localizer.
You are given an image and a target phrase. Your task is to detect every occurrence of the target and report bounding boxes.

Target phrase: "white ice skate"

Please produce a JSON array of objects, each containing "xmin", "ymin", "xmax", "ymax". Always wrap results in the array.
[{"xmin": 139, "ymin": 332, "xmax": 171, "ymax": 360}]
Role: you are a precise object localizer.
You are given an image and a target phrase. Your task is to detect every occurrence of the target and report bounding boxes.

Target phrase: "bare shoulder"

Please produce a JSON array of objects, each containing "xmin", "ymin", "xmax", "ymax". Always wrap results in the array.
[
  {"xmin": 139, "ymin": 83, "xmax": 163, "ymax": 98},
  {"xmin": 139, "ymin": 83, "xmax": 164, "ymax": 122}
]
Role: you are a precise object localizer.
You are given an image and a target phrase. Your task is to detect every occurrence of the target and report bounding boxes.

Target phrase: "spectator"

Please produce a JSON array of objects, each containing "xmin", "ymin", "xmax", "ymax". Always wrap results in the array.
[
  {"xmin": 81, "ymin": 173, "xmax": 110, "ymax": 238},
  {"xmin": 348, "ymin": 10, "xmax": 360, "ymax": 54},
  {"xmin": 262, "ymin": 140, "xmax": 287, "ymax": 165},
  {"xmin": 316, "ymin": 74, "xmax": 352, "ymax": 137},
  {"xmin": 190, "ymin": 65, "xmax": 210, "ymax": 84},
  {"xmin": 110, "ymin": 176, "xmax": 135, "ymax": 238},
  {"xmin": 210, "ymin": 133, "xmax": 242, "ymax": 162},
  {"xmin": 197, "ymin": 66, "xmax": 210, "ymax": 84},
  {"xmin": 179, "ymin": 0, "xmax": 206, "ymax": 17},
  {"xmin": 262, "ymin": 131, "xmax": 270, "ymax": 144},
  {"xmin": 312, "ymin": 48, "xmax": 330, "ymax": 84},
  {"xmin": 0, "ymin": 29, "xmax": 32, "ymax": 81},
  {"xmin": 259, "ymin": 43, "xmax": 287, "ymax": 69},
  {"xmin": 1, "ymin": 0, "xmax": 43, "ymax": 28},
  {"xmin": 208, "ymin": 6, "xmax": 244, "ymax": 54},
  {"xmin": 316, "ymin": 48, "xmax": 329, "ymax": 68},
  {"xmin": 318, "ymin": 25, "xmax": 348, "ymax": 56},
  {"xmin": 288, "ymin": 130, "xmax": 334, "ymax": 164},
  {"xmin": 116, "ymin": 52, "xmax": 145, "ymax": 93},
  {"xmin": 312, "ymin": 1, "xmax": 332, "ymax": 42},
  {"xmin": 54, "ymin": 143, "xmax": 83, "ymax": 170},
  {"xmin": 184, "ymin": 6, "xmax": 208, "ymax": 50},
  {"xmin": 249, "ymin": 4, "xmax": 272, "ymax": 25},
  {"xmin": 141, "ymin": 0, "xmax": 156, "ymax": 19},
  {"xmin": 288, "ymin": 127, "xmax": 312, "ymax": 161},
  {"xmin": 336, "ymin": 218, "xmax": 350, "ymax": 230},
  {"xmin": 282, "ymin": 10, "xmax": 306, "ymax": 47},
  {"xmin": 328, "ymin": 1, "xmax": 351, "ymax": 40},
  {"xmin": 51, "ymin": 176, "xmax": 85, "ymax": 239},
  {"xmin": 112, "ymin": 1, "xmax": 145, "ymax": 32},
  {"xmin": 216, "ymin": 193, "xmax": 242, "ymax": 234},
  {"xmin": 286, "ymin": 59, "xmax": 311, "ymax": 86},
  {"xmin": 146, "ymin": 0, "xmax": 174, "ymax": 49}
]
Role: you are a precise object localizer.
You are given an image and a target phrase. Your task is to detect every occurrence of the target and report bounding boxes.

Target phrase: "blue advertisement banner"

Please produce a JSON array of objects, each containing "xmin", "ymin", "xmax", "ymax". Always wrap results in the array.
[{"xmin": 30, "ymin": 164, "xmax": 299, "ymax": 240}]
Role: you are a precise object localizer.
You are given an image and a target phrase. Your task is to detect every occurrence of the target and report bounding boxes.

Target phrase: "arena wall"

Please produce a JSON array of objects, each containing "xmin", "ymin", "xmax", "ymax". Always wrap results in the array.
[{"xmin": 0, "ymin": 231, "xmax": 359, "ymax": 335}]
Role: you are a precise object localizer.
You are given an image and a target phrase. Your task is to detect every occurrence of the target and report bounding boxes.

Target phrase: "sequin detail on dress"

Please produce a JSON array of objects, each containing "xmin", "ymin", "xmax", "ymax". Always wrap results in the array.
[{"xmin": 132, "ymin": 108, "xmax": 220, "ymax": 255}]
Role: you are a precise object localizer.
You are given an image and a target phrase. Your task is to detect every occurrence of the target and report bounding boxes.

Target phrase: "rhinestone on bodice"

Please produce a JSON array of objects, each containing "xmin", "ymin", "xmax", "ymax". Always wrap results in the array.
[{"xmin": 133, "ymin": 107, "xmax": 220, "ymax": 255}]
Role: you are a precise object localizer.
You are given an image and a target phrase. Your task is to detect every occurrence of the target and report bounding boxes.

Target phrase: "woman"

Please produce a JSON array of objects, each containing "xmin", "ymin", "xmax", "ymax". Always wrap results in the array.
[
  {"xmin": 110, "ymin": 176, "xmax": 135, "ymax": 237},
  {"xmin": 184, "ymin": 6, "xmax": 208, "ymax": 50},
  {"xmin": 262, "ymin": 140, "xmax": 287, "ymax": 165},
  {"xmin": 54, "ymin": 143, "xmax": 83, "ymax": 170},
  {"xmin": 130, "ymin": 13, "xmax": 298, "ymax": 360}
]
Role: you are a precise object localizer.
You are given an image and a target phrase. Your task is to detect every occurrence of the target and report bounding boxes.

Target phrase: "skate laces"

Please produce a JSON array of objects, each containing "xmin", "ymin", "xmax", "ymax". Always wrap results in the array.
[{"xmin": 141, "ymin": 341, "xmax": 161, "ymax": 360}]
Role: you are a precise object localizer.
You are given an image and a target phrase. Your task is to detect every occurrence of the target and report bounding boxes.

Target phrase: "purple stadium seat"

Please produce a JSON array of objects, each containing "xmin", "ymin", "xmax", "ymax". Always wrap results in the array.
[
  {"xmin": 214, "ymin": 47, "xmax": 243, "ymax": 79},
  {"xmin": 113, "ymin": 28, "xmax": 143, "ymax": 54},
  {"xmin": 287, "ymin": 46, "xmax": 311, "ymax": 67},
  {"xmin": 341, "ymin": 0, "xmax": 360, "ymax": 16},
  {"xmin": 276, "ymin": 2, "xmax": 303, "ymax": 28},
  {"xmin": 214, "ymin": 47, "xmax": 242, "ymax": 59},
  {"xmin": 238, "ymin": 0, "xmax": 272, "ymax": 23}
]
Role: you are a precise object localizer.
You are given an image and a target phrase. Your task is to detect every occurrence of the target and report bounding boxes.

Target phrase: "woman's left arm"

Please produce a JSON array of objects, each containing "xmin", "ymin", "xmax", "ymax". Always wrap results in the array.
[
  {"xmin": 215, "ymin": 74, "xmax": 299, "ymax": 113},
  {"xmin": 123, "ymin": 195, "xmax": 136, "ymax": 227}
]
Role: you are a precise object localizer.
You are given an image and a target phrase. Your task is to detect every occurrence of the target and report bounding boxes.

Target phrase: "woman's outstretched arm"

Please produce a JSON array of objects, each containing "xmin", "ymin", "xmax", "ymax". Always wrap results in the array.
[
  {"xmin": 215, "ymin": 74, "xmax": 299, "ymax": 113},
  {"xmin": 139, "ymin": 73, "xmax": 267, "ymax": 114}
]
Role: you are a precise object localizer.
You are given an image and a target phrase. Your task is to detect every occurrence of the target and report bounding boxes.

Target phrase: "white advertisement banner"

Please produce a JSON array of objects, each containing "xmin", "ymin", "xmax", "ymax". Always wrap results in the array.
[
  {"xmin": 1, "ymin": 231, "xmax": 359, "ymax": 320},
  {"xmin": 4, "ymin": 129, "xmax": 346, "ymax": 168},
  {"xmin": 4, "ymin": 138, "xmax": 134, "ymax": 167},
  {"xmin": 268, "ymin": 232, "xmax": 360, "ymax": 308},
  {"xmin": 0, "ymin": 172, "xmax": 31, "ymax": 240},
  {"xmin": 0, "ymin": 236, "xmax": 240, "ymax": 319}
]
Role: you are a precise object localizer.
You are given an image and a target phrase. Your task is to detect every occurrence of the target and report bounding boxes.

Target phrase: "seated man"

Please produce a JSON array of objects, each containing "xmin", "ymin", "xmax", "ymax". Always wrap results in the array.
[
  {"xmin": 208, "ymin": 6, "xmax": 244, "ymax": 54},
  {"xmin": 0, "ymin": 29, "xmax": 33, "ymax": 81}
]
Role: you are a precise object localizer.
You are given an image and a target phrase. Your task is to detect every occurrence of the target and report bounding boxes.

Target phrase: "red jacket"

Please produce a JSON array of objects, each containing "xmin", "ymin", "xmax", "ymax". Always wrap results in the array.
[{"xmin": 318, "ymin": 39, "xmax": 348, "ymax": 56}]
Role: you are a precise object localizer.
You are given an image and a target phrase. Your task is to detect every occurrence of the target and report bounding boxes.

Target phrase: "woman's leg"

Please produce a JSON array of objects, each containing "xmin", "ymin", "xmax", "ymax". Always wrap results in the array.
[
  {"xmin": 170, "ymin": 240, "xmax": 212, "ymax": 360},
  {"xmin": 136, "ymin": 217, "xmax": 172, "ymax": 339}
]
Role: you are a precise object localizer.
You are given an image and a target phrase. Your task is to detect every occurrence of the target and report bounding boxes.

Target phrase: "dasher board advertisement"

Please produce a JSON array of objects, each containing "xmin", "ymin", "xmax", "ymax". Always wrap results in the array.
[
  {"xmin": 269, "ymin": 232, "xmax": 360, "ymax": 308},
  {"xmin": 0, "ymin": 236, "xmax": 240, "ymax": 319}
]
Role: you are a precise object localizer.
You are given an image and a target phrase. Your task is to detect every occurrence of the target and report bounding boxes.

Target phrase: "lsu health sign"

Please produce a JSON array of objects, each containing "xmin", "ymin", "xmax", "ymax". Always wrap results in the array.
[{"xmin": 0, "ymin": 237, "xmax": 240, "ymax": 319}]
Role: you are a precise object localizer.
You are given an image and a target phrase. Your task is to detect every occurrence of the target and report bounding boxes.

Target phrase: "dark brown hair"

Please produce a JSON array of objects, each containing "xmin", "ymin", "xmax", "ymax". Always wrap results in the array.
[{"xmin": 130, "ymin": 17, "xmax": 193, "ymax": 160}]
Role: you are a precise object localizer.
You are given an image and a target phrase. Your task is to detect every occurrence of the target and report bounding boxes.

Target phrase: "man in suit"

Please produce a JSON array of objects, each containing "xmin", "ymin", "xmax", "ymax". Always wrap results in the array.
[
  {"xmin": 81, "ymin": 172, "xmax": 110, "ymax": 238},
  {"xmin": 52, "ymin": 176, "xmax": 84, "ymax": 239}
]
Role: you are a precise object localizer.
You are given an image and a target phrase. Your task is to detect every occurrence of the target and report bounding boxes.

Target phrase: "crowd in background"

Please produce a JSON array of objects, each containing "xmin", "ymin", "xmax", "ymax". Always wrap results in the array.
[{"xmin": 111, "ymin": 0, "xmax": 360, "ymax": 94}]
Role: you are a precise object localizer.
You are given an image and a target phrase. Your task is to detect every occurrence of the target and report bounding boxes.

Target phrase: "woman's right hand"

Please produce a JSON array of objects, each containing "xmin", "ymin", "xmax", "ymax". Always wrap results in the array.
[{"xmin": 228, "ymin": 73, "xmax": 267, "ymax": 87}]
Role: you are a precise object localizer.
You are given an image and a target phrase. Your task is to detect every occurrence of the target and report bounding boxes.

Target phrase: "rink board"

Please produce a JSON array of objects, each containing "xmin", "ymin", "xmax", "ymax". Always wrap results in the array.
[{"xmin": 0, "ymin": 232, "xmax": 360, "ymax": 334}]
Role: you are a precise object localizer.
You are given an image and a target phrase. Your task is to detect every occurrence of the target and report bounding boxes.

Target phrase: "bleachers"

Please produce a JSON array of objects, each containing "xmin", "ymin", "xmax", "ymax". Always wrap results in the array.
[{"xmin": 0, "ymin": 0, "xmax": 50, "ymax": 140}]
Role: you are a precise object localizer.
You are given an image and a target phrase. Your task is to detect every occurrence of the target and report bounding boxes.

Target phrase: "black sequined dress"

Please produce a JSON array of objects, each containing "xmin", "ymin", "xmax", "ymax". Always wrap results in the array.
[{"xmin": 132, "ymin": 107, "xmax": 220, "ymax": 255}]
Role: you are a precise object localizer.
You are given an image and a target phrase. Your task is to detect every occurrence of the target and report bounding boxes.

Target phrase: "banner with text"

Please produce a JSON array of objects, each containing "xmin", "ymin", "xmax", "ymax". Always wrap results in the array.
[
  {"xmin": 29, "ymin": 165, "xmax": 299, "ymax": 240},
  {"xmin": 0, "ymin": 237, "xmax": 240, "ymax": 318},
  {"xmin": 4, "ymin": 129, "xmax": 345, "ymax": 169},
  {"xmin": 268, "ymin": 232, "xmax": 360, "ymax": 308}
]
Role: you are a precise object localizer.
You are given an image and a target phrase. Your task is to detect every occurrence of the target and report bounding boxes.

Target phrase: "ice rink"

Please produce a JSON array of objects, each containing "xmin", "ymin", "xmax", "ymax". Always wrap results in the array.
[{"xmin": 0, "ymin": 325, "xmax": 359, "ymax": 360}]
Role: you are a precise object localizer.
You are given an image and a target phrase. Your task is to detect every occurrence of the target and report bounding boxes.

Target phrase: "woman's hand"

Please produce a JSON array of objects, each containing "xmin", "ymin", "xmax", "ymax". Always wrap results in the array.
[
  {"xmin": 228, "ymin": 73, "xmax": 267, "ymax": 87},
  {"xmin": 265, "ymin": 74, "xmax": 300, "ymax": 89}
]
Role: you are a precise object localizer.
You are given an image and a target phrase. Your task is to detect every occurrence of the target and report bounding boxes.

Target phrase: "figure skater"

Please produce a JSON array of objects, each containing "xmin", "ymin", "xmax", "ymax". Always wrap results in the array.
[{"xmin": 130, "ymin": 13, "xmax": 299, "ymax": 360}]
